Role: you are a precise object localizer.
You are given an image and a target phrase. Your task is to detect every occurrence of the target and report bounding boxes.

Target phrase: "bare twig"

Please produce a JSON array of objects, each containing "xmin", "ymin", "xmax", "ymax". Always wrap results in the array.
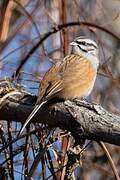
[{"xmin": 99, "ymin": 142, "xmax": 120, "ymax": 180}]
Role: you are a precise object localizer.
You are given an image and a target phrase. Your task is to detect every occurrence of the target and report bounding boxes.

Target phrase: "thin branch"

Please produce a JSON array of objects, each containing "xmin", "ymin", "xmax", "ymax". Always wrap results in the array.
[
  {"xmin": 0, "ymin": 0, "xmax": 14, "ymax": 42},
  {"xmin": 61, "ymin": 0, "xmax": 69, "ymax": 56},
  {"xmin": 46, "ymin": 150, "xmax": 57, "ymax": 180},
  {"xmin": 99, "ymin": 142, "xmax": 120, "ymax": 180},
  {"xmin": 7, "ymin": 121, "xmax": 14, "ymax": 180},
  {"xmin": 27, "ymin": 148, "xmax": 47, "ymax": 180}
]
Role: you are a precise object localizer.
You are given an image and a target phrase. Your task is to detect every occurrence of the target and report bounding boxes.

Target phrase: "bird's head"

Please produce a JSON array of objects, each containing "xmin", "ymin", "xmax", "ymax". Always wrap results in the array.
[{"xmin": 70, "ymin": 36, "xmax": 99, "ymax": 57}]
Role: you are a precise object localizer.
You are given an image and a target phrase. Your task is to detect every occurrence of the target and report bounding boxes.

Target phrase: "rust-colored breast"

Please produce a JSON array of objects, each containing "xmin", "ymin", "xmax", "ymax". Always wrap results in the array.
[{"xmin": 61, "ymin": 54, "xmax": 97, "ymax": 99}]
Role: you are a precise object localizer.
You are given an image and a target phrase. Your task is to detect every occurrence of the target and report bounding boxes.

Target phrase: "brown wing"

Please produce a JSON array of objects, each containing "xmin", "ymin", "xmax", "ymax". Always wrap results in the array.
[{"xmin": 37, "ymin": 60, "xmax": 64, "ymax": 103}]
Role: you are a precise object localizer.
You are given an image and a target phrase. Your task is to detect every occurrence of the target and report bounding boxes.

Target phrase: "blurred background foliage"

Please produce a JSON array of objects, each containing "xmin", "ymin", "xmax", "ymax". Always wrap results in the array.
[{"xmin": 0, "ymin": 0, "xmax": 120, "ymax": 179}]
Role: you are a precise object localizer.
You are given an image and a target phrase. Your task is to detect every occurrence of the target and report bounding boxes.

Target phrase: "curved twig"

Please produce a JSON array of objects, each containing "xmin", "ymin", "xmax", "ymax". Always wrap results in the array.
[{"xmin": 99, "ymin": 142, "xmax": 120, "ymax": 180}]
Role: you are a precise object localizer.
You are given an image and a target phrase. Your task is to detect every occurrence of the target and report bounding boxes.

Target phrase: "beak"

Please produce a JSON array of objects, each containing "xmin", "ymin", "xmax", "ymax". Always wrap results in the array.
[{"xmin": 70, "ymin": 41, "xmax": 77, "ymax": 46}]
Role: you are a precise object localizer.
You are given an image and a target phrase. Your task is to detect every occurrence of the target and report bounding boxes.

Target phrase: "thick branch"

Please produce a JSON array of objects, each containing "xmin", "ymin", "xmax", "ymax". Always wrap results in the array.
[{"xmin": 0, "ymin": 92, "xmax": 120, "ymax": 146}]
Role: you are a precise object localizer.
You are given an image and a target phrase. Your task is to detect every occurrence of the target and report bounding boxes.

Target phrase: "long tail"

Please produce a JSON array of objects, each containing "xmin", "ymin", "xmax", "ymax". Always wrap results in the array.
[{"xmin": 19, "ymin": 101, "xmax": 46, "ymax": 135}]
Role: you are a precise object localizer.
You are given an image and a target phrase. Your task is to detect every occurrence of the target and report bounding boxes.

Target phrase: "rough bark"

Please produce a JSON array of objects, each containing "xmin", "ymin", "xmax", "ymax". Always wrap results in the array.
[{"xmin": 0, "ymin": 91, "xmax": 120, "ymax": 146}]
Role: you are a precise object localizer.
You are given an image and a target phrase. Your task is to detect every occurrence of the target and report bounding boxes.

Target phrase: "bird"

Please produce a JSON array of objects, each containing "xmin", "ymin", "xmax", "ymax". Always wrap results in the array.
[{"xmin": 19, "ymin": 36, "xmax": 99, "ymax": 135}]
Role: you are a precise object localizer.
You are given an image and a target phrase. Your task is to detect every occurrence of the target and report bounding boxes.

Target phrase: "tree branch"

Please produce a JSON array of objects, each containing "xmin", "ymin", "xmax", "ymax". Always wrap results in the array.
[{"xmin": 0, "ymin": 91, "xmax": 120, "ymax": 146}]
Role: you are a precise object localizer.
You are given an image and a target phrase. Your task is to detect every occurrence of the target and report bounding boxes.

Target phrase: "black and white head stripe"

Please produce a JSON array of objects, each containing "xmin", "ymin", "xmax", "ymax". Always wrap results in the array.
[
  {"xmin": 75, "ymin": 37, "xmax": 98, "ymax": 49},
  {"xmin": 69, "ymin": 37, "xmax": 98, "ymax": 54}
]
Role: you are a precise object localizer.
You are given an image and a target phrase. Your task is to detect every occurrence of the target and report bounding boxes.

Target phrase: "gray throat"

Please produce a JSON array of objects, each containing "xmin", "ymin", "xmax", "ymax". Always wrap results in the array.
[{"xmin": 82, "ymin": 52, "xmax": 99, "ymax": 70}]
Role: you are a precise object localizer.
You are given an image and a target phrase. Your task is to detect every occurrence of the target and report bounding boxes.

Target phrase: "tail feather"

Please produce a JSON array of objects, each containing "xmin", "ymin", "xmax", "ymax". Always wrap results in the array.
[{"xmin": 19, "ymin": 101, "xmax": 46, "ymax": 135}]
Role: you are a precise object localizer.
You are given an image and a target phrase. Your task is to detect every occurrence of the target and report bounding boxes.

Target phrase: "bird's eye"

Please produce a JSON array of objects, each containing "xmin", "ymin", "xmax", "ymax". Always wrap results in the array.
[
  {"xmin": 81, "ymin": 41, "xmax": 87, "ymax": 46},
  {"xmin": 83, "ymin": 41, "xmax": 88, "ymax": 46},
  {"xmin": 76, "ymin": 40, "xmax": 88, "ymax": 46}
]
